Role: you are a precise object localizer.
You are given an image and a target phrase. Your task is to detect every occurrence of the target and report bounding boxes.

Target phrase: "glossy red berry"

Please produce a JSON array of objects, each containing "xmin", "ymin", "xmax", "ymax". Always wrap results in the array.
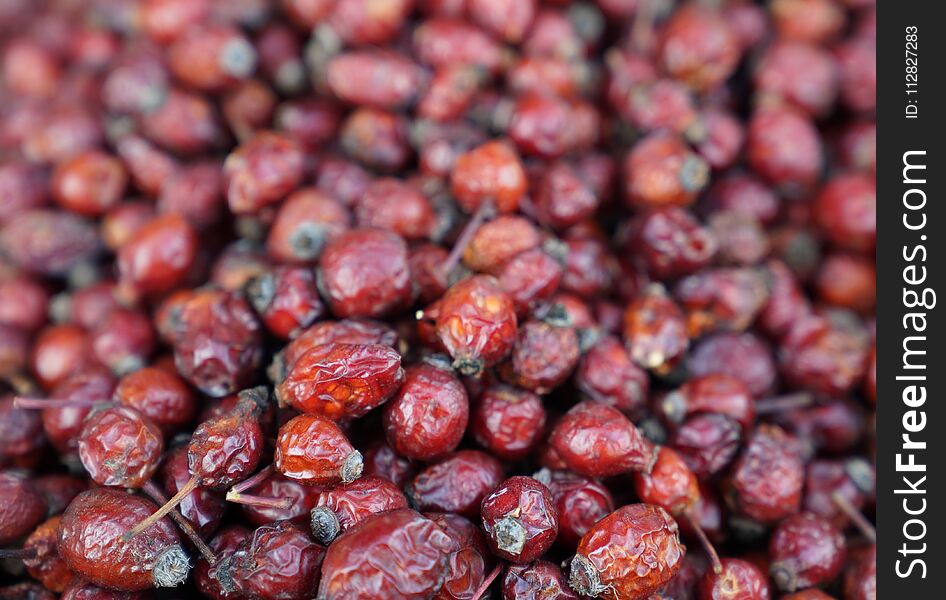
[
  {"xmin": 362, "ymin": 441, "xmax": 416, "ymax": 489},
  {"xmin": 383, "ymin": 360, "xmax": 468, "ymax": 460},
  {"xmin": 246, "ymin": 266, "xmax": 325, "ymax": 339},
  {"xmin": 658, "ymin": 5, "xmax": 740, "ymax": 92},
  {"xmin": 698, "ymin": 558, "xmax": 771, "ymax": 600},
  {"xmin": 727, "ymin": 425, "xmax": 804, "ymax": 523},
  {"xmin": 159, "ymin": 446, "xmax": 226, "ymax": 536},
  {"xmin": 225, "ymin": 131, "xmax": 304, "ymax": 215},
  {"xmin": 355, "ymin": 178, "xmax": 436, "ymax": 241},
  {"xmin": 502, "ymin": 560, "xmax": 578, "ymax": 600},
  {"xmin": 575, "ymin": 335, "xmax": 648, "ymax": 416},
  {"xmin": 633, "ymin": 446, "xmax": 700, "ymax": 516},
  {"xmin": 195, "ymin": 525, "xmax": 250, "ymax": 600},
  {"xmin": 0, "ymin": 472, "xmax": 47, "ymax": 544},
  {"xmin": 266, "ymin": 188, "xmax": 352, "ymax": 264},
  {"xmin": 503, "ymin": 320, "xmax": 580, "ymax": 393},
  {"xmin": 408, "ymin": 450, "xmax": 505, "ymax": 518},
  {"xmin": 670, "ymin": 413, "xmax": 743, "ymax": 478},
  {"xmin": 779, "ymin": 315, "xmax": 870, "ymax": 397},
  {"xmin": 480, "ymin": 476, "xmax": 557, "ymax": 564},
  {"xmin": 78, "ymin": 406, "xmax": 163, "ymax": 488},
  {"xmin": 769, "ymin": 512, "xmax": 846, "ymax": 592},
  {"xmin": 471, "ymin": 385, "xmax": 546, "ymax": 461},
  {"xmin": 318, "ymin": 228, "xmax": 412, "ymax": 318},
  {"xmin": 275, "ymin": 414, "xmax": 363, "ymax": 486},
  {"xmin": 52, "ymin": 151, "xmax": 127, "ymax": 217},
  {"xmin": 310, "ymin": 476, "xmax": 408, "ymax": 545},
  {"xmin": 450, "ymin": 141, "xmax": 528, "ymax": 214},
  {"xmin": 536, "ymin": 469, "xmax": 615, "ymax": 549},
  {"xmin": 57, "ymin": 488, "xmax": 190, "ymax": 591},
  {"xmin": 813, "ymin": 173, "xmax": 876, "ymax": 252},
  {"xmin": 624, "ymin": 132, "xmax": 709, "ymax": 209},
  {"xmin": 427, "ymin": 512, "xmax": 492, "ymax": 600},
  {"xmin": 747, "ymin": 108, "xmax": 823, "ymax": 194},
  {"xmin": 622, "ymin": 286, "xmax": 689, "ymax": 374},
  {"xmin": 435, "ymin": 275, "xmax": 518, "ymax": 376},
  {"xmin": 569, "ymin": 504, "xmax": 685, "ymax": 599},
  {"xmin": 660, "ymin": 374, "xmax": 755, "ymax": 430},
  {"xmin": 549, "ymin": 401, "xmax": 654, "ymax": 478},
  {"xmin": 114, "ymin": 367, "xmax": 196, "ymax": 435},
  {"xmin": 318, "ymin": 509, "xmax": 454, "ymax": 600}
]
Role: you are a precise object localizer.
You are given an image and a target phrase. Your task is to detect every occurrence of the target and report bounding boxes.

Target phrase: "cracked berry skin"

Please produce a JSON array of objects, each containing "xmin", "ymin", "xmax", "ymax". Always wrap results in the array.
[
  {"xmin": 408, "ymin": 450, "xmax": 505, "ymax": 518},
  {"xmin": 159, "ymin": 446, "xmax": 226, "ymax": 536},
  {"xmin": 220, "ymin": 521, "xmax": 325, "ymax": 600},
  {"xmin": 383, "ymin": 361, "xmax": 468, "ymax": 460},
  {"xmin": 188, "ymin": 393, "xmax": 265, "ymax": 489},
  {"xmin": 536, "ymin": 469, "xmax": 614, "ymax": 550},
  {"xmin": 435, "ymin": 275, "xmax": 518, "ymax": 377},
  {"xmin": 481, "ymin": 476, "xmax": 558, "ymax": 563},
  {"xmin": 450, "ymin": 140, "xmax": 528, "ymax": 214},
  {"xmin": 0, "ymin": 472, "xmax": 47, "ymax": 545},
  {"xmin": 503, "ymin": 561, "xmax": 578, "ymax": 600},
  {"xmin": 569, "ymin": 503, "xmax": 685, "ymax": 600},
  {"xmin": 275, "ymin": 414, "xmax": 363, "ymax": 486},
  {"xmin": 318, "ymin": 509, "xmax": 454, "ymax": 600},
  {"xmin": 196, "ymin": 525, "xmax": 251, "ymax": 600},
  {"xmin": 318, "ymin": 228, "xmax": 412, "ymax": 319},
  {"xmin": 171, "ymin": 289, "xmax": 263, "ymax": 397},
  {"xmin": 23, "ymin": 516, "xmax": 77, "ymax": 593},
  {"xmin": 633, "ymin": 446, "xmax": 699, "ymax": 516},
  {"xmin": 575, "ymin": 335, "xmax": 649, "ymax": 416},
  {"xmin": 472, "ymin": 385, "xmax": 546, "ymax": 462},
  {"xmin": 277, "ymin": 342, "xmax": 404, "ymax": 421},
  {"xmin": 78, "ymin": 406, "xmax": 163, "ymax": 488},
  {"xmin": 699, "ymin": 558, "xmax": 771, "ymax": 600},
  {"xmin": 425, "ymin": 512, "xmax": 491, "ymax": 600},
  {"xmin": 310, "ymin": 476, "xmax": 408, "ymax": 545},
  {"xmin": 503, "ymin": 320, "xmax": 580, "ymax": 394},
  {"xmin": 727, "ymin": 425, "xmax": 804, "ymax": 524},
  {"xmin": 57, "ymin": 488, "xmax": 189, "ymax": 591},
  {"xmin": 277, "ymin": 318, "xmax": 399, "ymax": 379},
  {"xmin": 769, "ymin": 513, "xmax": 846, "ymax": 593},
  {"xmin": 550, "ymin": 401, "xmax": 654, "ymax": 478}
]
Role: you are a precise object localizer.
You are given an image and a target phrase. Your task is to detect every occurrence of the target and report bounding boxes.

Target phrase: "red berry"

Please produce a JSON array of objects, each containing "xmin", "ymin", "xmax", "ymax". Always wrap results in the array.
[
  {"xmin": 275, "ymin": 413, "xmax": 363, "ymax": 486},
  {"xmin": 769, "ymin": 513, "xmax": 846, "ymax": 592},
  {"xmin": 481, "ymin": 476, "xmax": 558, "ymax": 563},
  {"xmin": 727, "ymin": 425, "xmax": 804, "ymax": 523},
  {"xmin": 472, "ymin": 385, "xmax": 546, "ymax": 461},
  {"xmin": 408, "ymin": 450, "xmax": 505, "ymax": 518},
  {"xmin": 310, "ymin": 476, "xmax": 408, "ymax": 544},
  {"xmin": 549, "ymin": 401, "xmax": 654, "ymax": 478},
  {"xmin": 78, "ymin": 406, "xmax": 163, "ymax": 488}
]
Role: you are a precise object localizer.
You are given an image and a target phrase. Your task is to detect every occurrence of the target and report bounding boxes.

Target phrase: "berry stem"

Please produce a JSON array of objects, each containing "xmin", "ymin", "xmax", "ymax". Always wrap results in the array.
[
  {"xmin": 141, "ymin": 481, "xmax": 217, "ymax": 565},
  {"xmin": 3, "ymin": 373, "xmax": 36, "ymax": 396},
  {"xmin": 755, "ymin": 392, "xmax": 814, "ymax": 415},
  {"xmin": 471, "ymin": 563, "xmax": 502, "ymax": 600},
  {"xmin": 440, "ymin": 201, "xmax": 495, "ymax": 281},
  {"xmin": 125, "ymin": 476, "xmax": 198, "ymax": 541},
  {"xmin": 685, "ymin": 512, "xmax": 722, "ymax": 574},
  {"xmin": 831, "ymin": 492, "xmax": 876, "ymax": 543},
  {"xmin": 13, "ymin": 396, "xmax": 106, "ymax": 410},
  {"xmin": 0, "ymin": 547, "xmax": 36, "ymax": 559},
  {"xmin": 226, "ymin": 491, "xmax": 293, "ymax": 510},
  {"xmin": 228, "ymin": 465, "xmax": 274, "ymax": 495}
]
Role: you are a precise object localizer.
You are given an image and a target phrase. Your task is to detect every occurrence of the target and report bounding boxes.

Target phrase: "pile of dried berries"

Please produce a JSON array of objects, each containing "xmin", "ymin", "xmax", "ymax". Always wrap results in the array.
[{"xmin": 0, "ymin": 0, "xmax": 876, "ymax": 598}]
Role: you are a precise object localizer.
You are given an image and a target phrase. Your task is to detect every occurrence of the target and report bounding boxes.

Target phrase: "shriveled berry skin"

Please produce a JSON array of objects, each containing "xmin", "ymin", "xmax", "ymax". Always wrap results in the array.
[
  {"xmin": 355, "ymin": 178, "xmax": 436, "ymax": 241},
  {"xmin": 844, "ymin": 544, "xmax": 876, "ymax": 600},
  {"xmin": 225, "ymin": 521, "xmax": 325, "ymax": 600},
  {"xmin": 626, "ymin": 207, "xmax": 717, "ymax": 281},
  {"xmin": 23, "ymin": 516, "xmax": 76, "ymax": 592},
  {"xmin": 171, "ymin": 289, "xmax": 263, "ymax": 397},
  {"xmin": 114, "ymin": 367, "xmax": 196, "ymax": 435},
  {"xmin": 633, "ymin": 446, "xmax": 699, "ymax": 516},
  {"xmin": 160, "ymin": 446, "xmax": 226, "ymax": 536},
  {"xmin": 658, "ymin": 5, "xmax": 740, "ymax": 92},
  {"xmin": 779, "ymin": 315, "xmax": 869, "ymax": 397},
  {"xmin": 575, "ymin": 335, "xmax": 649, "ymax": 416},
  {"xmin": 318, "ymin": 509, "xmax": 454, "ymax": 600},
  {"xmin": 363, "ymin": 441, "xmax": 416, "ymax": 489},
  {"xmin": 196, "ymin": 526, "xmax": 251, "ymax": 600},
  {"xmin": 497, "ymin": 247, "xmax": 565, "ymax": 314},
  {"xmin": 0, "ymin": 209, "xmax": 100, "ymax": 277},
  {"xmin": 278, "ymin": 318, "xmax": 398, "ymax": 377},
  {"xmin": 537, "ymin": 469, "xmax": 615, "ymax": 550},
  {"xmin": 310, "ymin": 476, "xmax": 408, "ymax": 544},
  {"xmin": 688, "ymin": 333, "xmax": 776, "ymax": 398},
  {"xmin": 549, "ymin": 401, "xmax": 654, "ymax": 478},
  {"xmin": 435, "ymin": 275, "xmax": 518, "ymax": 376},
  {"xmin": 671, "ymin": 414, "xmax": 743, "ymax": 478},
  {"xmin": 450, "ymin": 141, "xmax": 528, "ymax": 214},
  {"xmin": 746, "ymin": 108, "xmax": 823, "ymax": 193},
  {"xmin": 570, "ymin": 504, "xmax": 685, "ymax": 600},
  {"xmin": 699, "ymin": 558, "xmax": 771, "ymax": 600},
  {"xmin": 225, "ymin": 131, "xmax": 304, "ymax": 215},
  {"xmin": 813, "ymin": 173, "xmax": 876, "ymax": 252},
  {"xmin": 624, "ymin": 133, "xmax": 709, "ymax": 210},
  {"xmin": 238, "ymin": 473, "xmax": 322, "ymax": 527},
  {"xmin": 472, "ymin": 385, "xmax": 546, "ymax": 461},
  {"xmin": 504, "ymin": 320, "xmax": 580, "ymax": 394},
  {"xmin": 462, "ymin": 216, "xmax": 542, "ymax": 274},
  {"xmin": 623, "ymin": 286, "xmax": 689, "ymax": 374},
  {"xmin": 0, "ymin": 396, "xmax": 45, "ymax": 464},
  {"xmin": 247, "ymin": 266, "xmax": 325, "ymax": 340},
  {"xmin": 78, "ymin": 406, "xmax": 163, "ymax": 488},
  {"xmin": 117, "ymin": 214, "xmax": 197, "ymax": 295},
  {"xmin": 481, "ymin": 476, "xmax": 558, "ymax": 563},
  {"xmin": 660, "ymin": 374, "xmax": 755, "ymax": 430},
  {"xmin": 408, "ymin": 450, "xmax": 505, "ymax": 518},
  {"xmin": 727, "ymin": 425, "xmax": 804, "ymax": 523},
  {"xmin": 0, "ymin": 473, "xmax": 46, "ymax": 544},
  {"xmin": 318, "ymin": 228, "xmax": 412, "ymax": 318},
  {"xmin": 57, "ymin": 489, "xmax": 188, "ymax": 591},
  {"xmin": 503, "ymin": 560, "xmax": 579, "ymax": 600},
  {"xmin": 41, "ymin": 368, "xmax": 115, "ymax": 457},
  {"xmin": 188, "ymin": 395, "xmax": 265, "ymax": 488},
  {"xmin": 275, "ymin": 414, "xmax": 362, "ymax": 486},
  {"xmin": 266, "ymin": 188, "xmax": 351, "ymax": 265},
  {"xmin": 277, "ymin": 342, "xmax": 404, "ymax": 420},
  {"xmin": 61, "ymin": 581, "xmax": 149, "ymax": 600},
  {"xmin": 426, "ymin": 512, "xmax": 490, "ymax": 600},
  {"xmin": 769, "ymin": 513, "xmax": 846, "ymax": 593},
  {"xmin": 383, "ymin": 362, "xmax": 468, "ymax": 460}
]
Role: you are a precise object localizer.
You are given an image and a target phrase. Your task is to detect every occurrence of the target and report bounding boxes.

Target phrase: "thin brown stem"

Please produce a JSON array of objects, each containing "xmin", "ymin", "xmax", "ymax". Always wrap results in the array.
[
  {"xmin": 755, "ymin": 392, "xmax": 814, "ymax": 415},
  {"xmin": 13, "ymin": 397, "xmax": 106, "ymax": 410},
  {"xmin": 125, "ymin": 476, "xmax": 198, "ymax": 541},
  {"xmin": 0, "ymin": 547, "xmax": 36, "ymax": 560},
  {"xmin": 685, "ymin": 512, "xmax": 722, "ymax": 574},
  {"xmin": 472, "ymin": 563, "xmax": 502, "ymax": 600},
  {"xmin": 228, "ymin": 465, "xmax": 275, "ymax": 495},
  {"xmin": 440, "ymin": 201, "xmax": 495, "ymax": 281},
  {"xmin": 226, "ymin": 491, "xmax": 293, "ymax": 511},
  {"xmin": 831, "ymin": 492, "xmax": 876, "ymax": 543},
  {"xmin": 141, "ymin": 481, "xmax": 217, "ymax": 565}
]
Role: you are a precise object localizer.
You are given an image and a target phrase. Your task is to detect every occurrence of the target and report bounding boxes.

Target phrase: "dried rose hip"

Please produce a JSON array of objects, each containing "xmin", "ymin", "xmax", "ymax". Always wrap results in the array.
[
  {"xmin": 569, "ymin": 504, "xmax": 685, "ymax": 599},
  {"xmin": 535, "ymin": 469, "xmax": 614, "ymax": 550},
  {"xmin": 769, "ymin": 512, "xmax": 846, "ymax": 592},
  {"xmin": 77, "ymin": 406, "xmax": 163, "ymax": 488},
  {"xmin": 503, "ymin": 561, "xmax": 578, "ymax": 600},
  {"xmin": 472, "ymin": 385, "xmax": 546, "ymax": 461},
  {"xmin": 549, "ymin": 401, "xmax": 654, "ymax": 478},
  {"xmin": 408, "ymin": 450, "xmax": 505, "ymax": 518},
  {"xmin": 481, "ymin": 476, "xmax": 558, "ymax": 563},
  {"xmin": 310, "ymin": 476, "xmax": 408, "ymax": 544},
  {"xmin": 727, "ymin": 425, "xmax": 804, "ymax": 523},
  {"xmin": 275, "ymin": 414, "xmax": 363, "ymax": 486}
]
